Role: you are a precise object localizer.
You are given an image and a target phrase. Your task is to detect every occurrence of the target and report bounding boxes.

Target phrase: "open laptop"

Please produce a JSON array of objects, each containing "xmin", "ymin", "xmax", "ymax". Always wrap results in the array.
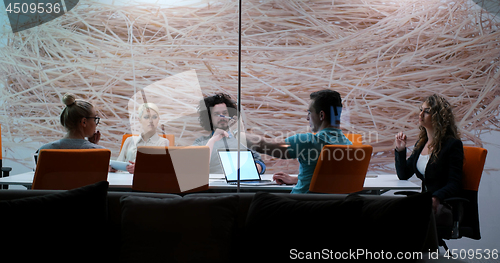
[{"xmin": 216, "ymin": 148, "xmax": 276, "ymax": 185}]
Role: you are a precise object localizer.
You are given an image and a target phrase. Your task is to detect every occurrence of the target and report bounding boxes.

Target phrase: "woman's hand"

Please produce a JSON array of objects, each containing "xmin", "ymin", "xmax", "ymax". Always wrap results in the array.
[
  {"xmin": 272, "ymin": 172, "xmax": 298, "ymax": 185},
  {"xmin": 88, "ymin": 130, "xmax": 101, "ymax": 144},
  {"xmin": 109, "ymin": 165, "xmax": 117, "ymax": 173},
  {"xmin": 126, "ymin": 161, "xmax": 135, "ymax": 174},
  {"xmin": 395, "ymin": 132, "xmax": 407, "ymax": 152}
]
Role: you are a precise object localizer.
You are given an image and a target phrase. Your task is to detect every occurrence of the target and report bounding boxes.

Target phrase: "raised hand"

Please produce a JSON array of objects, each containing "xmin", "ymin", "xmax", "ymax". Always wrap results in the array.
[{"xmin": 395, "ymin": 132, "xmax": 407, "ymax": 152}]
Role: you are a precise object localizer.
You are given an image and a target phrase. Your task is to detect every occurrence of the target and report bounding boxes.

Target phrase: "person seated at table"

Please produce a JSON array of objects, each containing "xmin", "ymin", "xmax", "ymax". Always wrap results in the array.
[
  {"xmin": 114, "ymin": 103, "xmax": 169, "ymax": 174},
  {"xmin": 395, "ymin": 94, "xmax": 463, "ymax": 219},
  {"xmin": 39, "ymin": 93, "xmax": 105, "ymax": 151},
  {"xmin": 243, "ymin": 89, "xmax": 352, "ymax": 193},
  {"xmin": 193, "ymin": 93, "xmax": 266, "ymax": 174}
]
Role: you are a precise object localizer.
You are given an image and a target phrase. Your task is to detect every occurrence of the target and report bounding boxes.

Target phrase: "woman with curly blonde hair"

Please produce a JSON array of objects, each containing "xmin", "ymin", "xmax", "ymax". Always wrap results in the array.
[{"xmin": 395, "ymin": 94, "xmax": 463, "ymax": 217}]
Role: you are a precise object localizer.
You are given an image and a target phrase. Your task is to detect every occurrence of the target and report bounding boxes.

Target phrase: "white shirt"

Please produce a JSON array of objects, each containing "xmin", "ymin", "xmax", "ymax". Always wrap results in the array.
[
  {"xmin": 116, "ymin": 134, "xmax": 169, "ymax": 164},
  {"xmin": 416, "ymin": 153, "xmax": 430, "ymax": 176}
]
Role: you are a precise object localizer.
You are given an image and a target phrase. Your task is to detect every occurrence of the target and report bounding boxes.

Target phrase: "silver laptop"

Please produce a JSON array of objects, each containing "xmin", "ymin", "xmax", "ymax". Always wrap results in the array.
[{"xmin": 216, "ymin": 149, "xmax": 276, "ymax": 185}]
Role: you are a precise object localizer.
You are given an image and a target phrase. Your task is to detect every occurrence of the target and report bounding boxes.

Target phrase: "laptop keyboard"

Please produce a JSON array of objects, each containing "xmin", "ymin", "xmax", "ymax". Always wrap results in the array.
[{"xmin": 228, "ymin": 180, "xmax": 277, "ymax": 185}]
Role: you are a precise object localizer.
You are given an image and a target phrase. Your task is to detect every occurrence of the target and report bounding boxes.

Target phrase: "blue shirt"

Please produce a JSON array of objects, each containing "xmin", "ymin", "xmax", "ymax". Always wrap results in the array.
[{"xmin": 285, "ymin": 128, "xmax": 352, "ymax": 194}]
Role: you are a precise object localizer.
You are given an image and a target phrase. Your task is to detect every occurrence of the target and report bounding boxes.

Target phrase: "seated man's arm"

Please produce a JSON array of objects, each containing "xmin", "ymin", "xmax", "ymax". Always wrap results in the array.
[
  {"xmin": 245, "ymin": 133, "xmax": 291, "ymax": 159},
  {"xmin": 248, "ymin": 132, "xmax": 313, "ymax": 186},
  {"xmin": 194, "ymin": 129, "xmax": 228, "ymax": 161}
]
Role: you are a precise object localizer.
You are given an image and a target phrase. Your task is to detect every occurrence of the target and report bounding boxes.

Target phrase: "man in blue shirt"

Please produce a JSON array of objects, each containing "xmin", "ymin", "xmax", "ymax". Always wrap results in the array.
[{"xmin": 246, "ymin": 89, "xmax": 351, "ymax": 193}]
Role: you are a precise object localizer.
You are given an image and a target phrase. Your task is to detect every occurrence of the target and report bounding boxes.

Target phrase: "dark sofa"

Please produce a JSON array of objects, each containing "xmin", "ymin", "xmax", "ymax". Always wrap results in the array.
[{"xmin": 0, "ymin": 181, "xmax": 440, "ymax": 262}]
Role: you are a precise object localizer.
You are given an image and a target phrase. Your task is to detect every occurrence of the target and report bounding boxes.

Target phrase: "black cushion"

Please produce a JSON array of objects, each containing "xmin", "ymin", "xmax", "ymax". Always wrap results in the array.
[
  {"xmin": 243, "ymin": 192, "xmax": 364, "ymax": 262},
  {"xmin": 353, "ymin": 192, "xmax": 433, "ymax": 253},
  {"xmin": 120, "ymin": 195, "xmax": 239, "ymax": 263},
  {"xmin": 0, "ymin": 181, "xmax": 109, "ymax": 263}
]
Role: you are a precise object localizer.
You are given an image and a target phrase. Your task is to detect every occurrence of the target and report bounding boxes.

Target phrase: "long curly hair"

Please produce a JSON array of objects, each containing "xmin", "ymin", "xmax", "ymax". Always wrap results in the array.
[
  {"xmin": 416, "ymin": 94, "xmax": 460, "ymax": 161},
  {"xmin": 197, "ymin": 93, "xmax": 237, "ymax": 131}
]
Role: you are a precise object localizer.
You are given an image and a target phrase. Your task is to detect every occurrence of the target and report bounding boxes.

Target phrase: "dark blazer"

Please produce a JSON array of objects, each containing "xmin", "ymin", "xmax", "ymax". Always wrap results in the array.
[{"xmin": 395, "ymin": 138, "xmax": 463, "ymax": 201}]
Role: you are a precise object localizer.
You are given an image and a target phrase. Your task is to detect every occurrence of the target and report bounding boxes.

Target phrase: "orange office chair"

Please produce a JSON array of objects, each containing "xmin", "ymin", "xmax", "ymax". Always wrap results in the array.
[
  {"xmin": 32, "ymin": 149, "xmax": 111, "ymax": 190},
  {"xmin": 344, "ymin": 133, "xmax": 362, "ymax": 145},
  {"xmin": 309, "ymin": 144, "xmax": 373, "ymax": 194},
  {"xmin": 119, "ymin": 134, "xmax": 175, "ymax": 151},
  {"xmin": 132, "ymin": 146, "xmax": 210, "ymax": 194},
  {"xmin": 0, "ymin": 125, "xmax": 13, "ymax": 189},
  {"xmin": 437, "ymin": 146, "xmax": 487, "ymax": 250}
]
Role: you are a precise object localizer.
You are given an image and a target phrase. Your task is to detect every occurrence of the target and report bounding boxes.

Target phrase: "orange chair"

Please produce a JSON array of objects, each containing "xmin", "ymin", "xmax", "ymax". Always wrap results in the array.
[
  {"xmin": 437, "ymin": 146, "xmax": 487, "ymax": 250},
  {"xmin": 132, "ymin": 146, "xmax": 210, "ymax": 193},
  {"xmin": 309, "ymin": 144, "xmax": 373, "ymax": 194},
  {"xmin": 120, "ymin": 134, "xmax": 175, "ymax": 151},
  {"xmin": 344, "ymin": 133, "xmax": 362, "ymax": 145},
  {"xmin": 0, "ymin": 125, "xmax": 13, "ymax": 189},
  {"xmin": 461, "ymin": 146, "xmax": 487, "ymax": 192},
  {"xmin": 32, "ymin": 149, "xmax": 111, "ymax": 190}
]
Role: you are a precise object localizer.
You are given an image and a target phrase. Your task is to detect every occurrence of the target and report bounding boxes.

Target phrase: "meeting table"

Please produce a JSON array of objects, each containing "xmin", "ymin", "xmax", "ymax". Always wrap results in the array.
[{"xmin": 0, "ymin": 171, "xmax": 420, "ymax": 194}]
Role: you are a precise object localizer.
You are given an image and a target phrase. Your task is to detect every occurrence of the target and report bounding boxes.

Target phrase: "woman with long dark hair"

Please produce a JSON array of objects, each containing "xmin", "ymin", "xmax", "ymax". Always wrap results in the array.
[{"xmin": 395, "ymin": 94, "xmax": 463, "ymax": 215}]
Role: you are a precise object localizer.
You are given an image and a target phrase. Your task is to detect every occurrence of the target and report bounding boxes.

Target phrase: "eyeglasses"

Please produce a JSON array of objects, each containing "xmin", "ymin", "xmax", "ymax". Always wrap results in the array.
[{"xmin": 86, "ymin": 116, "xmax": 100, "ymax": 125}]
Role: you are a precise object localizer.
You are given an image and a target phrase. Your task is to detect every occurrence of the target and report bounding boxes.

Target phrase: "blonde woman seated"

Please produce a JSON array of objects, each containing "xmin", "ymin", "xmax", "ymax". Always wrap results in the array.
[
  {"xmin": 39, "ymin": 93, "xmax": 105, "ymax": 150},
  {"xmin": 114, "ymin": 103, "xmax": 169, "ymax": 173}
]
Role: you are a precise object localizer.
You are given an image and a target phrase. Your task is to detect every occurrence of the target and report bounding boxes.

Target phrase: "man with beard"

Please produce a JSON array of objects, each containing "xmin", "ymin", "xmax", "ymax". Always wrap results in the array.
[{"xmin": 193, "ymin": 93, "xmax": 266, "ymax": 174}]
